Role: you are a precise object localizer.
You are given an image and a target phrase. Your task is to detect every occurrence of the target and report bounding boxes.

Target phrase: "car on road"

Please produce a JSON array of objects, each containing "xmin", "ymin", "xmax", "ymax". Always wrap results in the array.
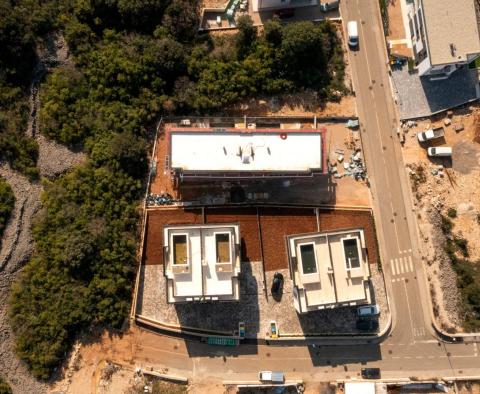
[
  {"xmin": 347, "ymin": 21, "xmax": 359, "ymax": 48},
  {"xmin": 271, "ymin": 272, "xmax": 284, "ymax": 295},
  {"xmin": 320, "ymin": 0, "xmax": 339, "ymax": 12},
  {"xmin": 427, "ymin": 146, "xmax": 452, "ymax": 157},
  {"xmin": 356, "ymin": 319, "xmax": 379, "ymax": 331},
  {"xmin": 361, "ymin": 367, "xmax": 381, "ymax": 379},
  {"xmin": 357, "ymin": 304, "xmax": 380, "ymax": 317},
  {"xmin": 258, "ymin": 371, "xmax": 284, "ymax": 383}
]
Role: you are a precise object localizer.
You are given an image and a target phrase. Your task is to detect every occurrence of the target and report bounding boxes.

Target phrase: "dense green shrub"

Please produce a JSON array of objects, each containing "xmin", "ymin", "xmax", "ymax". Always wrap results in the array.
[
  {"xmin": 0, "ymin": 377, "xmax": 12, "ymax": 394},
  {"xmin": 447, "ymin": 208, "xmax": 457, "ymax": 218},
  {"xmin": 10, "ymin": 166, "xmax": 140, "ymax": 379},
  {"xmin": 0, "ymin": 177, "xmax": 15, "ymax": 241},
  {"xmin": 440, "ymin": 214, "xmax": 453, "ymax": 234}
]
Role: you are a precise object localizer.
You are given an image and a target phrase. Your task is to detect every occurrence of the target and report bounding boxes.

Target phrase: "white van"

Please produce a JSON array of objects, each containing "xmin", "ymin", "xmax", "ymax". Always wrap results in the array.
[
  {"xmin": 427, "ymin": 147, "xmax": 452, "ymax": 157},
  {"xmin": 347, "ymin": 21, "xmax": 359, "ymax": 48}
]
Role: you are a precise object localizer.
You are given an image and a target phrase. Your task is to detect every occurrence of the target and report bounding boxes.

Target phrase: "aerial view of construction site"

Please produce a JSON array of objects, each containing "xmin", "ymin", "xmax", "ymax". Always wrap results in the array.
[{"xmin": 2, "ymin": 0, "xmax": 480, "ymax": 393}]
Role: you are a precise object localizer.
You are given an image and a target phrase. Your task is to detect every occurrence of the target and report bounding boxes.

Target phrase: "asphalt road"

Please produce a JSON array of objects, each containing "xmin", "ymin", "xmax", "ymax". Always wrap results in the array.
[{"xmin": 126, "ymin": 0, "xmax": 480, "ymax": 383}]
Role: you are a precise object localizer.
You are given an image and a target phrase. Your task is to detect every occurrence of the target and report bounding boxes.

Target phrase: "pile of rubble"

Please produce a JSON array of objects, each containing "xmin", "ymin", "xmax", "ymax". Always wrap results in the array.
[
  {"xmin": 329, "ymin": 148, "xmax": 367, "ymax": 181},
  {"xmin": 146, "ymin": 193, "xmax": 174, "ymax": 206}
]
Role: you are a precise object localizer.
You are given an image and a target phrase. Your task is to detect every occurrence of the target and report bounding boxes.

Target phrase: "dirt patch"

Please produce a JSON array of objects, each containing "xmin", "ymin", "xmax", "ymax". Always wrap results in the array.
[
  {"xmin": 229, "ymin": 93, "xmax": 356, "ymax": 118},
  {"xmin": 401, "ymin": 106, "xmax": 480, "ymax": 331}
]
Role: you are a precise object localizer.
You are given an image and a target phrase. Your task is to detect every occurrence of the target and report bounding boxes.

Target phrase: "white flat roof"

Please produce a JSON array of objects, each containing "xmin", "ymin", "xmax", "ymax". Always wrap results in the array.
[
  {"xmin": 345, "ymin": 382, "xmax": 375, "ymax": 394},
  {"xmin": 288, "ymin": 229, "xmax": 371, "ymax": 313},
  {"xmin": 170, "ymin": 130, "xmax": 322, "ymax": 173},
  {"xmin": 164, "ymin": 224, "xmax": 241, "ymax": 302}
]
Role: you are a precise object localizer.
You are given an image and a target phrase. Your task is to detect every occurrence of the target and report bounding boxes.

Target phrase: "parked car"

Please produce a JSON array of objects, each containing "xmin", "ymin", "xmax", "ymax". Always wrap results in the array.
[
  {"xmin": 320, "ymin": 0, "xmax": 339, "ymax": 12},
  {"xmin": 356, "ymin": 319, "xmax": 379, "ymax": 331},
  {"xmin": 361, "ymin": 368, "xmax": 381, "ymax": 379},
  {"xmin": 417, "ymin": 127, "xmax": 445, "ymax": 142},
  {"xmin": 427, "ymin": 147, "xmax": 452, "ymax": 157},
  {"xmin": 258, "ymin": 371, "xmax": 285, "ymax": 383},
  {"xmin": 271, "ymin": 272, "xmax": 284, "ymax": 295},
  {"xmin": 347, "ymin": 21, "xmax": 359, "ymax": 48},
  {"xmin": 357, "ymin": 304, "xmax": 380, "ymax": 317},
  {"xmin": 273, "ymin": 8, "xmax": 294, "ymax": 18},
  {"xmin": 270, "ymin": 321, "xmax": 278, "ymax": 338}
]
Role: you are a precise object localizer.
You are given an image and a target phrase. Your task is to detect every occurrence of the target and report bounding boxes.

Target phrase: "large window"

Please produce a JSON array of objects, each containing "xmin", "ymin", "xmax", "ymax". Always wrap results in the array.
[
  {"xmin": 215, "ymin": 233, "xmax": 231, "ymax": 263},
  {"xmin": 343, "ymin": 238, "xmax": 360, "ymax": 269},
  {"xmin": 299, "ymin": 243, "xmax": 317, "ymax": 274},
  {"xmin": 173, "ymin": 234, "xmax": 188, "ymax": 265}
]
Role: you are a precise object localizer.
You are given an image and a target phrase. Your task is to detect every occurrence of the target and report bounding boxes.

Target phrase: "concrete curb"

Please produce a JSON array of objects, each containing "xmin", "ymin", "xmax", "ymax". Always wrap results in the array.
[
  {"xmin": 142, "ymin": 370, "xmax": 188, "ymax": 384},
  {"xmin": 146, "ymin": 203, "xmax": 373, "ymax": 212},
  {"xmin": 135, "ymin": 312, "xmax": 392, "ymax": 344}
]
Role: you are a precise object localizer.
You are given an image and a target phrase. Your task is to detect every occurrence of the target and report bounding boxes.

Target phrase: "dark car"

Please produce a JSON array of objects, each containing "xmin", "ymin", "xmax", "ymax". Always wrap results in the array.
[
  {"xmin": 361, "ymin": 368, "xmax": 381, "ymax": 379},
  {"xmin": 356, "ymin": 319, "xmax": 379, "ymax": 331},
  {"xmin": 271, "ymin": 272, "xmax": 284, "ymax": 295}
]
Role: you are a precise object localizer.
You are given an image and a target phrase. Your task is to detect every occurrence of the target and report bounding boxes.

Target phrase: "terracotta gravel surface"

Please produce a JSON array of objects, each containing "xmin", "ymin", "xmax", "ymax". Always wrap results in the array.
[
  {"xmin": 143, "ymin": 208, "xmax": 203, "ymax": 265},
  {"xmin": 259, "ymin": 207, "xmax": 317, "ymax": 271},
  {"xmin": 143, "ymin": 206, "xmax": 378, "ymax": 269}
]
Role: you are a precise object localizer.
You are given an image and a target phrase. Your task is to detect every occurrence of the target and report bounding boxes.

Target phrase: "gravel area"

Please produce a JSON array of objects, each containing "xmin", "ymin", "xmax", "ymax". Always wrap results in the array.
[
  {"xmin": 0, "ymin": 165, "xmax": 45, "ymax": 394},
  {"xmin": 135, "ymin": 260, "xmax": 389, "ymax": 337},
  {"xmin": 36, "ymin": 134, "xmax": 85, "ymax": 178},
  {"xmin": 392, "ymin": 65, "xmax": 479, "ymax": 120}
]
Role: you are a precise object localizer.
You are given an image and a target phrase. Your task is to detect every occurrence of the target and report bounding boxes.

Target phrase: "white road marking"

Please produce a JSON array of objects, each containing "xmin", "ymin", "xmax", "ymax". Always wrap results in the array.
[
  {"xmin": 391, "ymin": 259, "xmax": 397, "ymax": 275},
  {"xmin": 408, "ymin": 255, "xmax": 414, "ymax": 272},
  {"xmin": 403, "ymin": 280, "xmax": 416, "ymax": 339},
  {"xmin": 474, "ymin": 342, "xmax": 478, "ymax": 357},
  {"xmin": 395, "ymin": 258, "xmax": 401, "ymax": 275},
  {"xmin": 399, "ymin": 258, "xmax": 405, "ymax": 274}
]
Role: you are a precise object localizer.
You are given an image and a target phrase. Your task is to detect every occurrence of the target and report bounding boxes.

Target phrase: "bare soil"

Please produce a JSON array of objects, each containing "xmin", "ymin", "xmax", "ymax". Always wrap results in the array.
[
  {"xmin": 401, "ymin": 105, "xmax": 480, "ymax": 332},
  {"xmin": 386, "ymin": 0, "xmax": 406, "ymax": 40}
]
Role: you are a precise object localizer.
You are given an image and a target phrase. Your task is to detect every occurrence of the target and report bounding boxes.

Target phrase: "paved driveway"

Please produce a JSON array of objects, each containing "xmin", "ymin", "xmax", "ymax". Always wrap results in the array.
[{"xmin": 392, "ymin": 66, "xmax": 479, "ymax": 120}]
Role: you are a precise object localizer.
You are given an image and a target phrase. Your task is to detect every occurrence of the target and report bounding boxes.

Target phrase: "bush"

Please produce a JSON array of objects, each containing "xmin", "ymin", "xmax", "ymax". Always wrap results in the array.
[
  {"xmin": 10, "ymin": 166, "xmax": 140, "ymax": 379},
  {"xmin": 0, "ymin": 377, "xmax": 12, "ymax": 394},
  {"xmin": 440, "ymin": 214, "xmax": 453, "ymax": 234},
  {"xmin": 454, "ymin": 237, "xmax": 469, "ymax": 258},
  {"xmin": 0, "ymin": 177, "xmax": 15, "ymax": 241},
  {"xmin": 447, "ymin": 208, "xmax": 457, "ymax": 218}
]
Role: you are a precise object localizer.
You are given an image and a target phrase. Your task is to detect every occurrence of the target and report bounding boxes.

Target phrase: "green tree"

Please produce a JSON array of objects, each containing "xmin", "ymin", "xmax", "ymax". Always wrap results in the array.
[
  {"xmin": 0, "ymin": 177, "xmax": 15, "ymax": 242},
  {"xmin": 235, "ymin": 15, "xmax": 256, "ymax": 60}
]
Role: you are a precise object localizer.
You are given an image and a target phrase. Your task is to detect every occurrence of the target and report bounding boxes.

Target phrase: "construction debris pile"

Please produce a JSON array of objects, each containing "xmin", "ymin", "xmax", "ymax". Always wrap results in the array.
[
  {"xmin": 146, "ymin": 193, "xmax": 174, "ymax": 206},
  {"xmin": 329, "ymin": 148, "xmax": 367, "ymax": 181}
]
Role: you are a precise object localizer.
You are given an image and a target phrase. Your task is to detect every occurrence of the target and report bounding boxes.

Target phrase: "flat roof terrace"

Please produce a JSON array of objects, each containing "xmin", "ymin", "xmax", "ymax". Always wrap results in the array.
[
  {"xmin": 163, "ymin": 224, "xmax": 241, "ymax": 303},
  {"xmin": 287, "ymin": 229, "xmax": 371, "ymax": 313},
  {"xmin": 168, "ymin": 127, "xmax": 324, "ymax": 176}
]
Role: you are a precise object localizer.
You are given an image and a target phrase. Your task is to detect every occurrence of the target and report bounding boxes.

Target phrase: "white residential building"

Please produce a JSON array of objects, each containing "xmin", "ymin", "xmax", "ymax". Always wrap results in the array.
[
  {"xmin": 408, "ymin": 0, "xmax": 480, "ymax": 78},
  {"xmin": 163, "ymin": 224, "xmax": 241, "ymax": 303},
  {"xmin": 286, "ymin": 229, "xmax": 372, "ymax": 313}
]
